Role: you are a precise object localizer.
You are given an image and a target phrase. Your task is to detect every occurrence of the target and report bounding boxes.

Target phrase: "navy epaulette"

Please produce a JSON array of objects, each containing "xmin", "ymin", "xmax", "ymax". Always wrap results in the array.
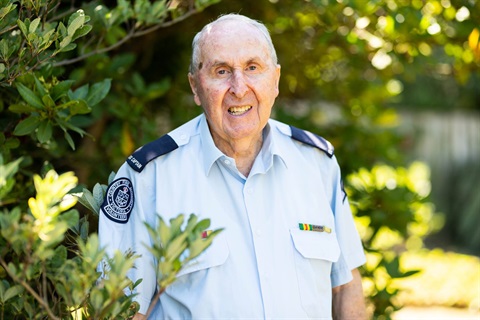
[
  {"xmin": 126, "ymin": 134, "xmax": 178, "ymax": 172},
  {"xmin": 289, "ymin": 125, "xmax": 334, "ymax": 158}
]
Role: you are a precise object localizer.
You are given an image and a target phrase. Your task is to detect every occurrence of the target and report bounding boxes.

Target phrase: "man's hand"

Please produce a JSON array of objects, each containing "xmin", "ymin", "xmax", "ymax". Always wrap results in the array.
[
  {"xmin": 332, "ymin": 268, "xmax": 366, "ymax": 320},
  {"xmin": 131, "ymin": 313, "xmax": 147, "ymax": 320}
]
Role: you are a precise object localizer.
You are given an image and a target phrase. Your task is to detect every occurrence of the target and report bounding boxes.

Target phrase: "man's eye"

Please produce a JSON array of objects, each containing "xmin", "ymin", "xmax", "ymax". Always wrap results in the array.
[
  {"xmin": 217, "ymin": 69, "xmax": 228, "ymax": 75},
  {"xmin": 247, "ymin": 65, "xmax": 257, "ymax": 71}
]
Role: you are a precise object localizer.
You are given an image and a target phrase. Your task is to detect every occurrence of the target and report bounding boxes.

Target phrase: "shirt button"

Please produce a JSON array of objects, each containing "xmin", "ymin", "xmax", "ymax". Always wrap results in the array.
[
  {"xmin": 224, "ymin": 159, "xmax": 231, "ymax": 165},
  {"xmin": 180, "ymin": 134, "xmax": 187, "ymax": 140},
  {"xmin": 246, "ymin": 187, "xmax": 254, "ymax": 194}
]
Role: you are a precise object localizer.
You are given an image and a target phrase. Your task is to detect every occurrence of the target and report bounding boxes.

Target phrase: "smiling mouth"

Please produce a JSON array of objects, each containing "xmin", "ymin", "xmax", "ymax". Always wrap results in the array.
[{"xmin": 228, "ymin": 105, "xmax": 252, "ymax": 116}]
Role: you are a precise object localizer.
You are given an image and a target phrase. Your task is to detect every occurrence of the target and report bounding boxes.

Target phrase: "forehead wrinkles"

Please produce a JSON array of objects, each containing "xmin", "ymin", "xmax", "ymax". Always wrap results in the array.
[{"xmin": 198, "ymin": 22, "xmax": 271, "ymax": 66}]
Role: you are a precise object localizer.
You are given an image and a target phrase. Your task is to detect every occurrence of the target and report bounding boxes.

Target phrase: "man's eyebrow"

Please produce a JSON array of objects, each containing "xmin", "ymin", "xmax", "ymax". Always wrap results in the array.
[
  {"xmin": 210, "ymin": 57, "xmax": 263, "ymax": 69},
  {"xmin": 246, "ymin": 57, "xmax": 262, "ymax": 64},
  {"xmin": 210, "ymin": 61, "xmax": 230, "ymax": 69}
]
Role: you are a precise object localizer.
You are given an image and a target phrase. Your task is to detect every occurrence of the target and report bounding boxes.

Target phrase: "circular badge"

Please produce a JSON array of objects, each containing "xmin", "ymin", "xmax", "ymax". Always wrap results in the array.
[{"xmin": 101, "ymin": 178, "xmax": 134, "ymax": 224}]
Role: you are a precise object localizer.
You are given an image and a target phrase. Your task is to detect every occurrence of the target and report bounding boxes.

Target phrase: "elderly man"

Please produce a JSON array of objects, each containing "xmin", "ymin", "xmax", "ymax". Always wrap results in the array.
[{"xmin": 99, "ymin": 14, "xmax": 366, "ymax": 319}]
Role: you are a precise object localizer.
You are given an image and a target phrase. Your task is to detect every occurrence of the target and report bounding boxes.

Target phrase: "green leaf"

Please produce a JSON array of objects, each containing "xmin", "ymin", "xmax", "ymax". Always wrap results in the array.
[
  {"xmin": 165, "ymin": 233, "xmax": 188, "ymax": 261},
  {"xmin": 192, "ymin": 218, "xmax": 210, "ymax": 233},
  {"xmin": 8, "ymin": 103, "xmax": 37, "ymax": 113},
  {"xmin": 86, "ymin": 79, "xmax": 111, "ymax": 106},
  {"xmin": 59, "ymin": 209, "xmax": 79, "ymax": 228},
  {"xmin": 3, "ymin": 285, "xmax": 23, "ymax": 303},
  {"xmin": 70, "ymin": 99, "xmax": 91, "ymax": 115},
  {"xmin": 56, "ymin": 118, "xmax": 87, "ymax": 136},
  {"xmin": 34, "ymin": 76, "xmax": 47, "ymax": 97},
  {"xmin": 76, "ymin": 189, "xmax": 99, "ymax": 214},
  {"xmin": 56, "ymin": 100, "xmax": 80, "ymax": 111},
  {"xmin": 0, "ymin": 39, "xmax": 8, "ymax": 59},
  {"xmin": 29, "ymin": 17, "xmax": 41, "ymax": 34},
  {"xmin": 57, "ymin": 22, "xmax": 67, "ymax": 37},
  {"xmin": 58, "ymin": 36, "xmax": 72, "ymax": 50},
  {"xmin": 5, "ymin": 138, "xmax": 20, "ymax": 149},
  {"xmin": 72, "ymin": 25, "xmax": 92, "ymax": 41},
  {"xmin": 17, "ymin": 19, "xmax": 28, "ymax": 38},
  {"xmin": 108, "ymin": 172, "xmax": 116, "ymax": 184},
  {"xmin": 0, "ymin": 157, "xmax": 23, "ymax": 180},
  {"xmin": 16, "ymin": 83, "xmax": 44, "ymax": 109},
  {"xmin": 158, "ymin": 218, "xmax": 171, "ymax": 247},
  {"xmin": 80, "ymin": 218, "xmax": 89, "ymax": 239},
  {"xmin": 64, "ymin": 131, "xmax": 75, "ymax": 150},
  {"xmin": 13, "ymin": 116, "xmax": 40, "ymax": 136},
  {"xmin": 68, "ymin": 9, "xmax": 85, "ymax": 26},
  {"xmin": 49, "ymin": 245, "xmax": 67, "ymax": 268},
  {"xmin": 67, "ymin": 15, "xmax": 85, "ymax": 36},
  {"xmin": 40, "ymin": 29, "xmax": 56, "ymax": 50},
  {"xmin": 68, "ymin": 83, "xmax": 89, "ymax": 100},
  {"xmin": 41, "ymin": 94, "xmax": 55, "ymax": 108},
  {"xmin": 36, "ymin": 120, "xmax": 53, "ymax": 143},
  {"xmin": 51, "ymin": 80, "xmax": 76, "ymax": 101},
  {"xmin": 0, "ymin": 3, "xmax": 16, "ymax": 20},
  {"xmin": 93, "ymin": 183, "xmax": 105, "ymax": 207}
]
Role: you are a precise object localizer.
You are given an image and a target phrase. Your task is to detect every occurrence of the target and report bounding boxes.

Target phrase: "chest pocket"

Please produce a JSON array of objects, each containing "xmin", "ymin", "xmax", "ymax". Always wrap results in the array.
[
  {"xmin": 175, "ymin": 232, "xmax": 229, "ymax": 278},
  {"xmin": 290, "ymin": 229, "xmax": 340, "ymax": 318}
]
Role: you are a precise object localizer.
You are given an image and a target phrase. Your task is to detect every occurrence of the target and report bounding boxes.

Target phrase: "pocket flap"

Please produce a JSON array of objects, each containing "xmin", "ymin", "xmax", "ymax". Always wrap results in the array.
[
  {"xmin": 290, "ymin": 229, "xmax": 340, "ymax": 262},
  {"xmin": 176, "ymin": 232, "xmax": 229, "ymax": 277}
]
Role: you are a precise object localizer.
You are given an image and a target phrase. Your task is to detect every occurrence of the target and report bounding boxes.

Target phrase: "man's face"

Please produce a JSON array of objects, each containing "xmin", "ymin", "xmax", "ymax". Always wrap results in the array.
[{"xmin": 189, "ymin": 20, "xmax": 281, "ymax": 146}]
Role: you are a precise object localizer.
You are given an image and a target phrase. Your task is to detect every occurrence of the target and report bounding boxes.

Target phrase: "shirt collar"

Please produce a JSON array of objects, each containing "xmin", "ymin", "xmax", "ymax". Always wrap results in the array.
[
  {"xmin": 200, "ymin": 115, "xmax": 225, "ymax": 176},
  {"xmin": 266, "ymin": 119, "xmax": 290, "ymax": 169},
  {"xmin": 200, "ymin": 115, "xmax": 290, "ymax": 176}
]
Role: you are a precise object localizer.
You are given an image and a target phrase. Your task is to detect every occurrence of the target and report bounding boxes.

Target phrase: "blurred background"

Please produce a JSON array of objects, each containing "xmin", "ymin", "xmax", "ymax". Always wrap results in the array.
[{"xmin": 1, "ymin": 0, "xmax": 479, "ymax": 318}]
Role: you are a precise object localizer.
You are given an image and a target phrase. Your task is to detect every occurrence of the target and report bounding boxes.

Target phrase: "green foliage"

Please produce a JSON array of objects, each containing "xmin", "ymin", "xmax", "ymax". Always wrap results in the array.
[
  {"xmin": 143, "ymin": 214, "xmax": 222, "ymax": 317},
  {"xmin": 0, "ymin": 168, "xmax": 139, "ymax": 319},
  {"xmin": 1, "ymin": 0, "xmax": 478, "ymax": 318},
  {"xmin": 347, "ymin": 162, "xmax": 443, "ymax": 318},
  {"xmin": 0, "ymin": 0, "xmax": 221, "ymax": 318},
  {"xmin": 10, "ymin": 74, "xmax": 111, "ymax": 149}
]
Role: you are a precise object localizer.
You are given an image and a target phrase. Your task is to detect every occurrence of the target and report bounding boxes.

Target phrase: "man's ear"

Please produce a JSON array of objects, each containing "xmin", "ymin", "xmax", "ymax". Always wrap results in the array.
[
  {"xmin": 188, "ymin": 73, "xmax": 201, "ymax": 106},
  {"xmin": 275, "ymin": 64, "xmax": 281, "ymax": 97}
]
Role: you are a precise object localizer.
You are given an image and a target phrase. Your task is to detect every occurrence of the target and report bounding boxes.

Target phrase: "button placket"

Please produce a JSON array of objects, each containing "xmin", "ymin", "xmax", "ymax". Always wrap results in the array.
[{"xmin": 243, "ymin": 178, "xmax": 272, "ymax": 318}]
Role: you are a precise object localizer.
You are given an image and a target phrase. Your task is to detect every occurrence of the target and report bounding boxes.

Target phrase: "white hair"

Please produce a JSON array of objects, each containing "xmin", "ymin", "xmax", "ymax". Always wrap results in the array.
[{"xmin": 189, "ymin": 14, "xmax": 278, "ymax": 74}]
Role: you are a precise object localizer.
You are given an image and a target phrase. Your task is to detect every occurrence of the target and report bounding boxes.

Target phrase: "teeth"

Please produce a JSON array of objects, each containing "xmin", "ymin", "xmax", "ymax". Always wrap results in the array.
[{"xmin": 228, "ymin": 106, "xmax": 252, "ymax": 115}]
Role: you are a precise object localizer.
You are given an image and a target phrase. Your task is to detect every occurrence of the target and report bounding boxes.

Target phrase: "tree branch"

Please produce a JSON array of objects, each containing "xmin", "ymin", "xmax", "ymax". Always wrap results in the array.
[
  {"xmin": 53, "ymin": 7, "xmax": 199, "ymax": 67},
  {"xmin": 0, "ymin": 256, "xmax": 60, "ymax": 320}
]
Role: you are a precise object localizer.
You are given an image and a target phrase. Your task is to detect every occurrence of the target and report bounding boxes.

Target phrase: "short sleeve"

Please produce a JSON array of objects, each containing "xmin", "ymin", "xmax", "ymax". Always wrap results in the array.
[
  {"xmin": 97, "ymin": 162, "xmax": 157, "ymax": 314},
  {"xmin": 329, "ymin": 158, "xmax": 366, "ymax": 287}
]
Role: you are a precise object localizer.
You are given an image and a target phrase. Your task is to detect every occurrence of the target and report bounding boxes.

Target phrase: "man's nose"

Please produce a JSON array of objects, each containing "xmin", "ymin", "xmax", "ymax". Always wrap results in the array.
[{"xmin": 229, "ymin": 70, "xmax": 249, "ymax": 98}]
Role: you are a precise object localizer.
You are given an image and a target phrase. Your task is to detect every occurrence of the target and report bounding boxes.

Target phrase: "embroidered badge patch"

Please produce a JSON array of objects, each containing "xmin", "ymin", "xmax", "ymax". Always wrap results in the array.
[{"xmin": 101, "ymin": 178, "xmax": 134, "ymax": 224}]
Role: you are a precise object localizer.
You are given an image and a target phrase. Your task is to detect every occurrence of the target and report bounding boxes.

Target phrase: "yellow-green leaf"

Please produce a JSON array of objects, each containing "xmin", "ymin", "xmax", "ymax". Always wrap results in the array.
[{"xmin": 29, "ymin": 17, "xmax": 41, "ymax": 33}]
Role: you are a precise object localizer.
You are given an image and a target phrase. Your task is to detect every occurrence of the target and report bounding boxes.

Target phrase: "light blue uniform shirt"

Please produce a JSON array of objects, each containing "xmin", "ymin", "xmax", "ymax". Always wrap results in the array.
[{"xmin": 98, "ymin": 114, "xmax": 366, "ymax": 319}]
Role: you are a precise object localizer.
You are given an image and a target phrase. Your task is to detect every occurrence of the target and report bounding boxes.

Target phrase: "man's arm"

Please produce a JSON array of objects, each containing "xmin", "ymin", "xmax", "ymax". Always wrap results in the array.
[{"xmin": 332, "ymin": 268, "xmax": 367, "ymax": 320}]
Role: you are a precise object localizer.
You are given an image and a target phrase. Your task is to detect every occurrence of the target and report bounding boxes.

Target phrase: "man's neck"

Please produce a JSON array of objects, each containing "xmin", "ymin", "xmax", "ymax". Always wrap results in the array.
[{"xmin": 212, "ymin": 134, "xmax": 263, "ymax": 177}]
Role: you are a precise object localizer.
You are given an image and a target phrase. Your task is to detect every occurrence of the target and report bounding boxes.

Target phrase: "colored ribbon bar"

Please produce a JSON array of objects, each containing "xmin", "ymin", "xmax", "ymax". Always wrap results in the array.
[
  {"xmin": 299, "ymin": 223, "xmax": 332, "ymax": 233},
  {"xmin": 202, "ymin": 230, "xmax": 212, "ymax": 239}
]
